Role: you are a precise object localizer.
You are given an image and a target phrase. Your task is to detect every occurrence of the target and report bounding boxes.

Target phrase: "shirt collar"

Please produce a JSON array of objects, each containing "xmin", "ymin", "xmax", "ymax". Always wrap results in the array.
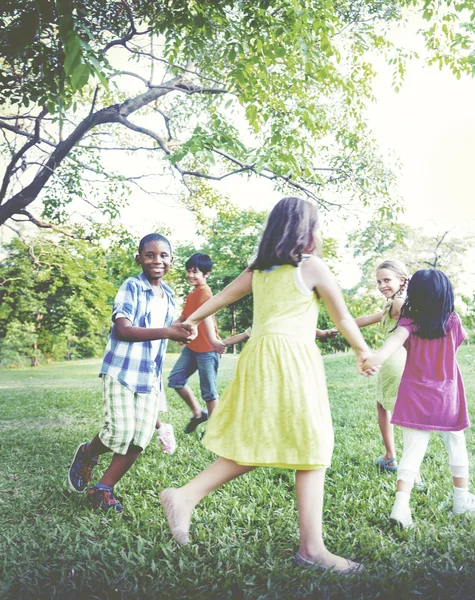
[
  {"xmin": 138, "ymin": 271, "xmax": 153, "ymax": 291},
  {"xmin": 138, "ymin": 271, "xmax": 174, "ymax": 300}
]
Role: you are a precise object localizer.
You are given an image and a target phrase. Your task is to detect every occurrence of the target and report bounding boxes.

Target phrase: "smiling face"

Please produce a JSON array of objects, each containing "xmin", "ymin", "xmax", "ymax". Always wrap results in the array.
[
  {"xmin": 136, "ymin": 240, "xmax": 173, "ymax": 284},
  {"xmin": 376, "ymin": 268, "xmax": 406, "ymax": 299},
  {"xmin": 186, "ymin": 266, "xmax": 209, "ymax": 288}
]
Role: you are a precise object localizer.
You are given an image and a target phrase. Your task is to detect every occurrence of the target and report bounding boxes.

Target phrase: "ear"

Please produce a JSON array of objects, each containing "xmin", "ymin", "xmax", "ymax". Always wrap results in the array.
[
  {"xmin": 135, "ymin": 254, "xmax": 141, "ymax": 265},
  {"xmin": 170, "ymin": 256, "xmax": 174, "ymax": 266},
  {"xmin": 204, "ymin": 271, "xmax": 211, "ymax": 279}
]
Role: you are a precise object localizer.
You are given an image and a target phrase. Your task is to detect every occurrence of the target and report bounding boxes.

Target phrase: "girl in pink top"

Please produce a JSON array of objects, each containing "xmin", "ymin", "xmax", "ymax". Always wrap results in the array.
[{"xmin": 364, "ymin": 269, "xmax": 473, "ymax": 528}]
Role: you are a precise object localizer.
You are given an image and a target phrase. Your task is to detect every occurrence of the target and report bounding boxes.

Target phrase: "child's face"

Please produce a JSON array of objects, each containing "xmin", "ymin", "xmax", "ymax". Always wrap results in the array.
[
  {"xmin": 376, "ymin": 268, "xmax": 405, "ymax": 299},
  {"xmin": 186, "ymin": 267, "xmax": 209, "ymax": 288},
  {"xmin": 136, "ymin": 240, "xmax": 173, "ymax": 283}
]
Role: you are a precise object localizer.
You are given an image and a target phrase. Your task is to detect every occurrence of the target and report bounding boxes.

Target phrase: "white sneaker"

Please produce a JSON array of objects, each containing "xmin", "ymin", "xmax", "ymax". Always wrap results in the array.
[
  {"xmin": 453, "ymin": 491, "xmax": 475, "ymax": 515},
  {"xmin": 390, "ymin": 503, "xmax": 413, "ymax": 529},
  {"xmin": 157, "ymin": 423, "xmax": 177, "ymax": 455}
]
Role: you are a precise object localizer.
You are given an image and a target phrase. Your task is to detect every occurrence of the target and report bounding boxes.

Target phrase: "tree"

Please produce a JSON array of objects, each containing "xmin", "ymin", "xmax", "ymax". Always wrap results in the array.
[
  {"xmin": 0, "ymin": 234, "xmax": 115, "ymax": 363},
  {"xmin": 2, "ymin": 1, "xmax": 474, "ymax": 234},
  {"xmin": 348, "ymin": 219, "xmax": 474, "ymax": 289}
]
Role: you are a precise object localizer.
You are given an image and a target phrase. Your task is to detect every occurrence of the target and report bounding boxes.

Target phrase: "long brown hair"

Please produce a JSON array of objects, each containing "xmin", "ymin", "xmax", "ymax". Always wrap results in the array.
[{"xmin": 249, "ymin": 197, "xmax": 320, "ymax": 270}]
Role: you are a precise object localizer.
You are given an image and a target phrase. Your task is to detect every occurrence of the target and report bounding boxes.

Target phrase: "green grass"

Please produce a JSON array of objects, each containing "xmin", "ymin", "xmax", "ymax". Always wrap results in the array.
[{"xmin": 1, "ymin": 349, "xmax": 474, "ymax": 599}]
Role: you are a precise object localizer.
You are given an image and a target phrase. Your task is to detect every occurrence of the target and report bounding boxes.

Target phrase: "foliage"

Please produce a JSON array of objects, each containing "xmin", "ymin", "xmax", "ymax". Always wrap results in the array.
[
  {"xmin": 0, "ymin": 234, "xmax": 114, "ymax": 364},
  {"xmin": 2, "ymin": 1, "xmax": 475, "ymax": 231},
  {"xmin": 1, "ymin": 351, "xmax": 475, "ymax": 598},
  {"xmin": 0, "ymin": 321, "xmax": 41, "ymax": 367},
  {"xmin": 348, "ymin": 220, "xmax": 474, "ymax": 288}
]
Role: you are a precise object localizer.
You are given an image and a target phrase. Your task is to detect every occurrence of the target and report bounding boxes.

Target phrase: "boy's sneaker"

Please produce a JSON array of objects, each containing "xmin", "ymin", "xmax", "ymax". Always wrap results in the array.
[
  {"xmin": 453, "ymin": 491, "xmax": 475, "ymax": 515},
  {"xmin": 157, "ymin": 423, "xmax": 177, "ymax": 455},
  {"xmin": 184, "ymin": 409, "xmax": 208, "ymax": 434},
  {"xmin": 88, "ymin": 483, "xmax": 123, "ymax": 513},
  {"xmin": 68, "ymin": 443, "xmax": 99, "ymax": 493}
]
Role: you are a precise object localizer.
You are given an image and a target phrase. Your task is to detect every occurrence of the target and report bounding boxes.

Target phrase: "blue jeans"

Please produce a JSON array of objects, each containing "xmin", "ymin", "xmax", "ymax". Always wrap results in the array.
[{"xmin": 168, "ymin": 346, "xmax": 220, "ymax": 402}]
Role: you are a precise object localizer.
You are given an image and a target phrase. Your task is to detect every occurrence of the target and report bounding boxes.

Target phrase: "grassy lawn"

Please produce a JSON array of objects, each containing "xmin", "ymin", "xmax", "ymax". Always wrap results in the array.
[{"xmin": 1, "ymin": 349, "xmax": 474, "ymax": 599}]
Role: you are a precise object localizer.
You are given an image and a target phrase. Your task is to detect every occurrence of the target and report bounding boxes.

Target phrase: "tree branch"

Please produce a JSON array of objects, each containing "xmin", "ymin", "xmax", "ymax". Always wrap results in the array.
[
  {"xmin": 12, "ymin": 210, "xmax": 81, "ymax": 238},
  {"xmin": 0, "ymin": 108, "xmax": 48, "ymax": 205},
  {"xmin": 0, "ymin": 72, "xmax": 187, "ymax": 225}
]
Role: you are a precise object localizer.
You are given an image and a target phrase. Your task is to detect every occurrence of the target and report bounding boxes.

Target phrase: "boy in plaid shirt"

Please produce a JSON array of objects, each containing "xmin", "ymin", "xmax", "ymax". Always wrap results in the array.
[{"xmin": 68, "ymin": 233, "xmax": 193, "ymax": 513}]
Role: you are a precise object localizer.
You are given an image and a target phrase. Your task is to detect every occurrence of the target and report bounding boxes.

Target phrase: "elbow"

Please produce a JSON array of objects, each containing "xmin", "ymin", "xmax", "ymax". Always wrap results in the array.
[{"xmin": 115, "ymin": 327, "xmax": 132, "ymax": 342}]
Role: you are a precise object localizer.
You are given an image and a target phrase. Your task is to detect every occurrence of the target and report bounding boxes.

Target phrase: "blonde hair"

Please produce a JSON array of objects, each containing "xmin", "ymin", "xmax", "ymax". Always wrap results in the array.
[{"xmin": 376, "ymin": 259, "xmax": 409, "ymax": 307}]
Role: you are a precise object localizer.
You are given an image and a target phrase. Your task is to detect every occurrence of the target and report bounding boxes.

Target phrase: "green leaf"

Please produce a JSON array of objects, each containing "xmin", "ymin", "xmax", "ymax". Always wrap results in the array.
[{"xmin": 70, "ymin": 64, "xmax": 90, "ymax": 90}]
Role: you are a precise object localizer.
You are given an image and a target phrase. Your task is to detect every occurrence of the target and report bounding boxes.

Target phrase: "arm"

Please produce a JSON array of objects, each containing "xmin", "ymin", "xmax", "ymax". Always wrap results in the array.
[
  {"xmin": 326, "ymin": 310, "xmax": 382, "ymax": 334},
  {"xmin": 173, "ymin": 312, "xmax": 186, "ymax": 324},
  {"xmin": 363, "ymin": 326, "xmax": 409, "ymax": 369},
  {"xmin": 203, "ymin": 316, "xmax": 227, "ymax": 353},
  {"xmin": 302, "ymin": 257, "xmax": 376, "ymax": 375},
  {"xmin": 185, "ymin": 269, "xmax": 253, "ymax": 328},
  {"xmin": 354, "ymin": 312, "xmax": 384, "ymax": 327},
  {"xmin": 223, "ymin": 331, "xmax": 250, "ymax": 346},
  {"xmin": 115, "ymin": 317, "xmax": 193, "ymax": 343}
]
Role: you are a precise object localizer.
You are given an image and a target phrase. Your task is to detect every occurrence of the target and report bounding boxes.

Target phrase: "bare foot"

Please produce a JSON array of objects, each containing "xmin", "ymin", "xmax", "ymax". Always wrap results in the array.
[
  {"xmin": 297, "ymin": 548, "xmax": 363, "ymax": 572},
  {"xmin": 160, "ymin": 488, "xmax": 192, "ymax": 545}
]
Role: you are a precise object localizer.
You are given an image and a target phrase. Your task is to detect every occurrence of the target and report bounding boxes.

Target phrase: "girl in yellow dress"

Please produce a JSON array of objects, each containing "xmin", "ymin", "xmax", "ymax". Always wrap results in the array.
[{"xmin": 161, "ymin": 197, "xmax": 377, "ymax": 573}]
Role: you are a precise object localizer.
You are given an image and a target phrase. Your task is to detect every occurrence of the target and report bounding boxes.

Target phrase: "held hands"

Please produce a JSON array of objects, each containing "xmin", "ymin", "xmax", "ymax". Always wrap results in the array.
[
  {"xmin": 362, "ymin": 352, "xmax": 382, "ymax": 373},
  {"xmin": 356, "ymin": 351, "xmax": 380, "ymax": 377},
  {"xmin": 211, "ymin": 338, "xmax": 227, "ymax": 354},
  {"xmin": 168, "ymin": 322, "xmax": 197, "ymax": 343}
]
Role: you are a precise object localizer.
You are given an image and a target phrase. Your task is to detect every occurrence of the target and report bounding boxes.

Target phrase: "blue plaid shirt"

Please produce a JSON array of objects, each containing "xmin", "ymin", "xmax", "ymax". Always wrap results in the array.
[{"xmin": 100, "ymin": 272, "xmax": 175, "ymax": 394}]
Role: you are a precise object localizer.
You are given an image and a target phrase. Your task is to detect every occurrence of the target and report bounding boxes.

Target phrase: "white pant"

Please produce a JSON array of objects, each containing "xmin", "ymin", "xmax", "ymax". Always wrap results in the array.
[{"xmin": 398, "ymin": 427, "xmax": 469, "ymax": 484}]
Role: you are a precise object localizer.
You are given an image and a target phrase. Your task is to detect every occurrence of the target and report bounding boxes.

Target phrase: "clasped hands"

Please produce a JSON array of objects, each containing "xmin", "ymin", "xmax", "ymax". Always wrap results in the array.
[
  {"xmin": 168, "ymin": 320, "xmax": 227, "ymax": 354},
  {"xmin": 357, "ymin": 352, "xmax": 382, "ymax": 377},
  {"xmin": 168, "ymin": 321, "xmax": 197, "ymax": 344}
]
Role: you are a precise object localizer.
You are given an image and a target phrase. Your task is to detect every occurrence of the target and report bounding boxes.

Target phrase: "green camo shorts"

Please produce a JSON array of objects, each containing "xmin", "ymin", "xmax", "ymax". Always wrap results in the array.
[{"xmin": 99, "ymin": 375, "xmax": 162, "ymax": 455}]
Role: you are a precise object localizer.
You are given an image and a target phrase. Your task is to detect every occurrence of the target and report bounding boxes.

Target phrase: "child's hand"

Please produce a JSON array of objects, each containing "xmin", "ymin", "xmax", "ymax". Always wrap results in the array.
[
  {"xmin": 316, "ymin": 328, "xmax": 339, "ymax": 339},
  {"xmin": 356, "ymin": 351, "xmax": 380, "ymax": 376},
  {"xmin": 360, "ymin": 352, "xmax": 382, "ymax": 376},
  {"xmin": 168, "ymin": 322, "xmax": 196, "ymax": 343},
  {"xmin": 211, "ymin": 339, "xmax": 227, "ymax": 354}
]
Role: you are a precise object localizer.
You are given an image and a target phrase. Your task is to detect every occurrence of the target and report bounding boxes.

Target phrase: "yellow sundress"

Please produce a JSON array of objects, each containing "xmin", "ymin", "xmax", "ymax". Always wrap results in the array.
[{"xmin": 203, "ymin": 264, "xmax": 334, "ymax": 470}]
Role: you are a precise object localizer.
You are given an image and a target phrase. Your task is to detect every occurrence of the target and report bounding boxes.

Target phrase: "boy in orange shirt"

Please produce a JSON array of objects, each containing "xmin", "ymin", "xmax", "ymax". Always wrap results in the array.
[{"xmin": 168, "ymin": 253, "xmax": 225, "ymax": 433}]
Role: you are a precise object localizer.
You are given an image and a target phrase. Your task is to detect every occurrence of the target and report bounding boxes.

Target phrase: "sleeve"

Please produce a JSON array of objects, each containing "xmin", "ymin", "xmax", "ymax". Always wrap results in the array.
[
  {"xmin": 453, "ymin": 313, "xmax": 467, "ymax": 347},
  {"xmin": 195, "ymin": 286, "xmax": 213, "ymax": 305},
  {"xmin": 397, "ymin": 317, "xmax": 414, "ymax": 333},
  {"xmin": 244, "ymin": 326, "xmax": 252, "ymax": 337},
  {"xmin": 112, "ymin": 279, "xmax": 138, "ymax": 323}
]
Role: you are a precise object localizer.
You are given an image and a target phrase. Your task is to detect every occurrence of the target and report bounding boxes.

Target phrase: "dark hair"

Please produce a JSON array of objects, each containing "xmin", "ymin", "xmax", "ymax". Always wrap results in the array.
[
  {"xmin": 185, "ymin": 252, "xmax": 213, "ymax": 275},
  {"xmin": 399, "ymin": 269, "xmax": 454, "ymax": 339},
  {"xmin": 249, "ymin": 197, "xmax": 320, "ymax": 270},
  {"xmin": 138, "ymin": 233, "xmax": 172, "ymax": 254}
]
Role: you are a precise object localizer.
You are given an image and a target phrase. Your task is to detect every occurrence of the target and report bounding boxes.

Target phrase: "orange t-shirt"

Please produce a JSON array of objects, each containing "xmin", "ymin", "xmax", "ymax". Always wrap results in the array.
[{"xmin": 183, "ymin": 284, "xmax": 220, "ymax": 353}]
